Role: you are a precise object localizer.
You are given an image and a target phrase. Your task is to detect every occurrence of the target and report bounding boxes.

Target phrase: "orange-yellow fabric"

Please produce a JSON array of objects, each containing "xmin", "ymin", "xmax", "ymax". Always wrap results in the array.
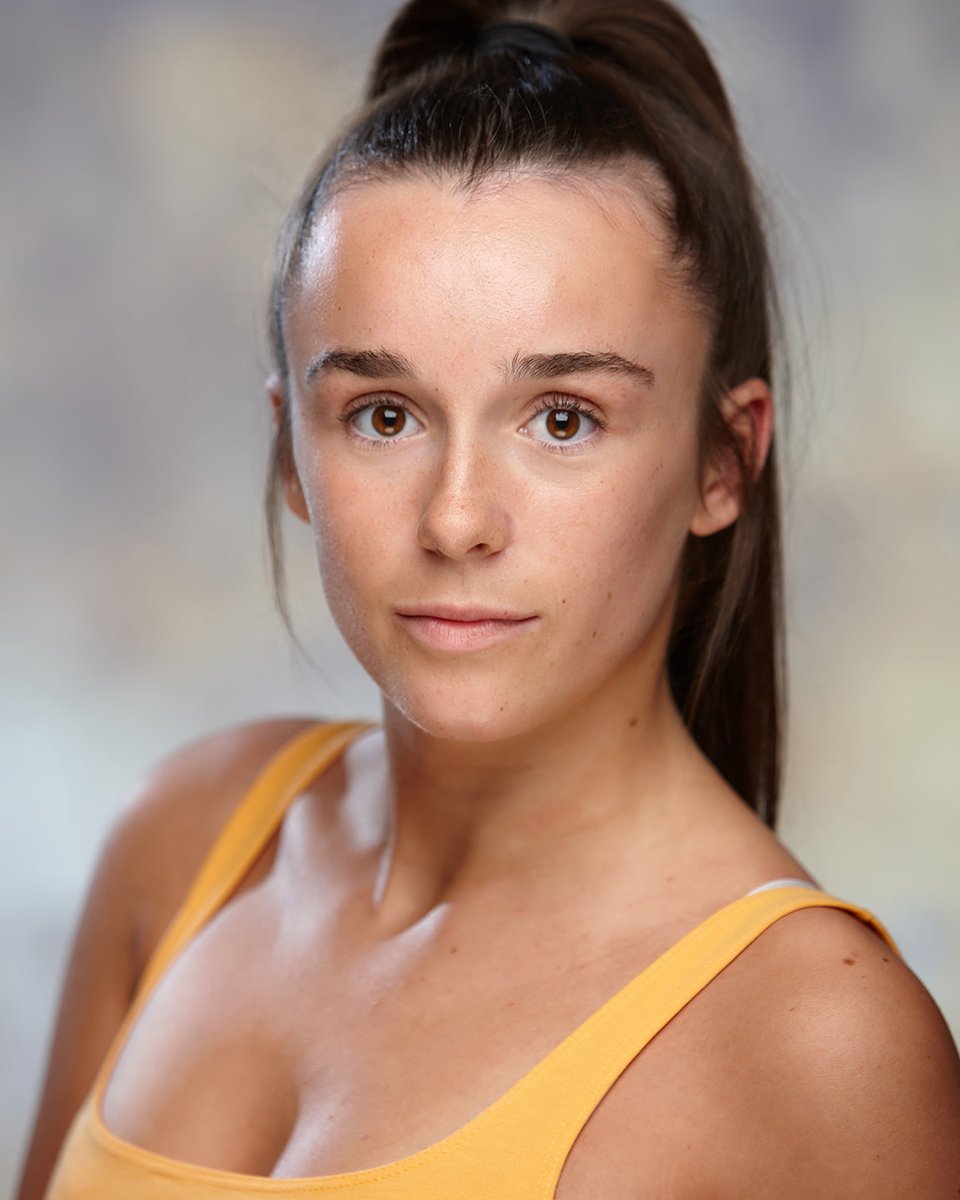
[{"xmin": 45, "ymin": 721, "xmax": 899, "ymax": 1199}]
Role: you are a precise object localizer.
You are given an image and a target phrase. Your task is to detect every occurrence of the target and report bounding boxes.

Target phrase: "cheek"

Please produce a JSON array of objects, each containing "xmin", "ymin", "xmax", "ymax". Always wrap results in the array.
[
  {"xmin": 567, "ymin": 452, "xmax": 696, "ymax": 637},
  {"xmin": 293, "ymin": 416, "xmax": 698, "ymax": 657},
  {"xmin": 296, "ymin": 452, "xmax": 428, "ymax": 653}
]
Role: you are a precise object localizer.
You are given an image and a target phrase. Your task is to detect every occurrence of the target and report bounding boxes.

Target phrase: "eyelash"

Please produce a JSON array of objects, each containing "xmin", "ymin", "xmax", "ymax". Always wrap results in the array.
[
  {"xmin": 336, "ymin": 397, "xmax": 406, "ymax": 453},
  {"xmin": 530, "ymin": 395, "xmax": 610, "ymax": 452},
  {"xmin": 337, "ymin": 393, "xmax": 608, "ymax": 455}
]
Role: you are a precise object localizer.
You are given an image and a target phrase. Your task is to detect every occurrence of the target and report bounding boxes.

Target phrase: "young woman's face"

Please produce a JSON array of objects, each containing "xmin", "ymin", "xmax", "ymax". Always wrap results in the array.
[{"xmin": 280, "ymin": 170, "xmax": 730, "ymax": 740}]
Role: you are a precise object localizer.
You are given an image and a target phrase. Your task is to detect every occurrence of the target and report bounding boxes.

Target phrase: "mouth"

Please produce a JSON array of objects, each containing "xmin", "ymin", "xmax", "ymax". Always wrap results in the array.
[
  {"xmin": 395, "ymin": 603, "xmax": 536, "ymax": 622},
  {"xmin": 394, "ymin": 607, "xmax": 539, "ymax": 651}
]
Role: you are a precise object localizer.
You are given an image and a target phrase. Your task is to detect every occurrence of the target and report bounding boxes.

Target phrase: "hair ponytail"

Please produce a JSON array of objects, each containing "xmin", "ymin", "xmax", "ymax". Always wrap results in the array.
[{"xmin": 267, "ymin": 0, "xmax": 786, "ymax": 827}]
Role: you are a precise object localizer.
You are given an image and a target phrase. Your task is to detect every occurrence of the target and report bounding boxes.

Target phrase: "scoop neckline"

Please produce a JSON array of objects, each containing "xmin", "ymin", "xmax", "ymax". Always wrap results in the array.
[
  {"xmin": 85, "ymin": 883, "xmax": 837, "ymax": 1188},
  {"xmin": 87, "ymin": 1032, "xmax": 542, "ymax": 1188},
  {"xmin": 83, "ymin": 733, "xmax": 830, "ymax": 1192},
  {"xmin": 83, "ymin": 716, "xmax": 542, "ymax": 1189}
]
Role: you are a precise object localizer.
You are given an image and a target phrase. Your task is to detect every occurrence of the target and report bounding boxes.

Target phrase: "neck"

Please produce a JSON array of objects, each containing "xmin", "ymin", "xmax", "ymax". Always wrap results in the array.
[{"xmin": 365, "ymin": 667, "xmax": 723, "ymax": 935}]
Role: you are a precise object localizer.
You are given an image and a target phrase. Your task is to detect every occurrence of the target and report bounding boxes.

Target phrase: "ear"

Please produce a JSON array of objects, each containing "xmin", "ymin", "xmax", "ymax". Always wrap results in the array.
[
  {"xmin": 689, "ymin": 377, "xmax": 773, "ymax": 537},
  {"xmin": 265, "ymin": 372, "xmax": 310, "ymax": 524}
]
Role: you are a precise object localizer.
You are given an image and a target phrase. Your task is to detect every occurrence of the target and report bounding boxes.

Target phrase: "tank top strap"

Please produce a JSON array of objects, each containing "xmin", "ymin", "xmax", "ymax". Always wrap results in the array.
[
  {"xmin": 497, "ymin": 886, "xmax": 899, "ymax": 1195},
  {"xmin": 132, "ymin": 719, "xmax": 377, "ymax": 1004}
]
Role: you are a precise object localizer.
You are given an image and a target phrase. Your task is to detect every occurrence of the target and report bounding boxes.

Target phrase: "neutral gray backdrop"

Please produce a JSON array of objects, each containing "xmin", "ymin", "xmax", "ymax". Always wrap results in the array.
[{"xmin": 2, "ymin": 0, "xmax": 958, "ymax": 1189}]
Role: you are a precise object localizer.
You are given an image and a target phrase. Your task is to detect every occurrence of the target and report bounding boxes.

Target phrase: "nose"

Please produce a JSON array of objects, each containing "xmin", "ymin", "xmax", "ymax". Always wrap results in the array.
[{"xmin": 416, "ymin": 429, "xmax": 510, "ymax": 559}]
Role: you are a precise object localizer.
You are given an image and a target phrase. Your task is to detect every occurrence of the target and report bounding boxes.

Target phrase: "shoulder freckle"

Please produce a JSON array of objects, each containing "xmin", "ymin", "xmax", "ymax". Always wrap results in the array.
[
  {"xmin": 730, "ymin": 907, "xmax": 960, "ymax": 1186},
  {"xmin": 715, "ymin": 906, "xmax": 934, "ymax": 1088}
]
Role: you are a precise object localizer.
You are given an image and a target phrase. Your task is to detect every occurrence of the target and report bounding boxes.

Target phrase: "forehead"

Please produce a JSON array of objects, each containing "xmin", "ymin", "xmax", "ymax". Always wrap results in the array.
[{"xmin": 287, "ymin": 169, "xmax": 708, "ymax": 380}]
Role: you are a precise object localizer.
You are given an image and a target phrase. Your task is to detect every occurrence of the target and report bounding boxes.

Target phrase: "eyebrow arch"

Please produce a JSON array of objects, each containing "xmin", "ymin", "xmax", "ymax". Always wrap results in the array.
[
  {"xmin": 305, "ymin": 347, "xmax": 416, "ymax": 384},
  {"xmin": 304, "ymin": 346, "xmax": 655, "ymax": 388},
  {"xmin": 507, "ymin": 350, "xmax": 655, "ymax": 387}
]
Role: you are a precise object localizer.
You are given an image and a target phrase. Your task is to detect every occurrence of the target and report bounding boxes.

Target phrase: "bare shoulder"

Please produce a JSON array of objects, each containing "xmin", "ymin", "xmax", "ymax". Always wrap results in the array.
[
  {"xmin": 720, "ymin": 903, "xmax": 960, "ymax": 1196},
  {"xmin": 13, "ymin": 715, "xmax": 322, "ymax": 1200},
  {"xmin": 114, "ymin": 715, "xmax": 324, "ymax": 974}
]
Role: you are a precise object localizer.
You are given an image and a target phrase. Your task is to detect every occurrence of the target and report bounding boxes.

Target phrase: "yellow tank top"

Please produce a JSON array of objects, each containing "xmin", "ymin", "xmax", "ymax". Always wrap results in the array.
[{"xmin": 45, "ymin": 720, "xmax": 899, "ymax": 1199}]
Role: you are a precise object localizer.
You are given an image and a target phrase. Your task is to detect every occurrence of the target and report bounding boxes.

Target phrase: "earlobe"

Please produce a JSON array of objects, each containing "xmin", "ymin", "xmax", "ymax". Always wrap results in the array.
[
  {"xmin": 264, "ymin": 372, "xmax": 311, "ymax": 525},
  {"xmin": 689, "ymin": 377, "xmax": 773, "ymax": 538}
]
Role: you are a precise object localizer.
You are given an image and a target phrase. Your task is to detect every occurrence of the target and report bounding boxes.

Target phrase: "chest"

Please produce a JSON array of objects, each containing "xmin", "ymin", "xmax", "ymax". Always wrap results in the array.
[{"xmin": 99, "ymin": 878, "xmax": 742, "ymax": 1198}]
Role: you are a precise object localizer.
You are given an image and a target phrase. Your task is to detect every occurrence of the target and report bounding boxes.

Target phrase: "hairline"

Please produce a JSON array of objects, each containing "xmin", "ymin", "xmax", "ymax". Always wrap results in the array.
[{"xmin": 281, "ymin": 154, "xmax": 710, "ymax": 343}]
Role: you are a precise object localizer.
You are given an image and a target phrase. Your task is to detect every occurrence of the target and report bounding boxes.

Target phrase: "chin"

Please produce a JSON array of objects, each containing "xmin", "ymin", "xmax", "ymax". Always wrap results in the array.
[
  {"xmin": 398, "ymin": 709, "xmax": 532, "ymax": 744},
  {"xmin": 377, "ymin": 675, "xmax": 564, "ymax": 745},
  {"xmin": 340, "ymin": 615, "xmax": 613, "ymax": 744}
]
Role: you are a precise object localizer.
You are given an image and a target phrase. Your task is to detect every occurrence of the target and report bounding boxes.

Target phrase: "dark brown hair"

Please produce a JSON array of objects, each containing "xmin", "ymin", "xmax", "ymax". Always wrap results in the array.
[{"xmin": 265, "ymin": 0, "xmax": 787, "ymax": 827}]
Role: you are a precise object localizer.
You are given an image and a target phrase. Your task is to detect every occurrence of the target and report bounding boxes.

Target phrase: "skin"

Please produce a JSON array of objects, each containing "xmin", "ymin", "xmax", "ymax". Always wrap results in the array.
[
  {"xmin": 17, "ymin": 168, "xmax": 960, "ymax": 1199},
  {"xmin": 274, "ymin": 168, "xmax": 774, "ymax": 934}
]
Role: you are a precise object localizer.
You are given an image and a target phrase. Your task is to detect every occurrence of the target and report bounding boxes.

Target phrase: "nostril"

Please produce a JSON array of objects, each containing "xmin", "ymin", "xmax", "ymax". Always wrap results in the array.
[{"xmin": 416, "ymin": 499, "xmax": 508, "ymax": 560}]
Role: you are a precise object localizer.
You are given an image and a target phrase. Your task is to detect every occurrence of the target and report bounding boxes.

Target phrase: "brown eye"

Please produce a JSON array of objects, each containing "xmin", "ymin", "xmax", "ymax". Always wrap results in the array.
[
  {"xmin": 526, "ymin": 398, "xmax": 601, "ymax": 449},
  {"xmin": 371, "ymin": 404, "xmax": 406, "ymax": 436},
  {"xmin": 545, "ymin": 408, "xmax": 580, "ymax": 440},
  {"xmin": 343, "ymin": 399, "xmax": 422, "ymax": 443}
]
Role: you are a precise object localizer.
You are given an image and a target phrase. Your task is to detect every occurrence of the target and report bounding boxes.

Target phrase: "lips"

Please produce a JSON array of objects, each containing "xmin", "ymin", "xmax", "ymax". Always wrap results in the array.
[
  {"xmin": 394, "ymin": 604, "xmax": 535, "ymax": 622},
  {"xmin": 395, "ymin": 609, "xmax": 538, "ymax": 651}
]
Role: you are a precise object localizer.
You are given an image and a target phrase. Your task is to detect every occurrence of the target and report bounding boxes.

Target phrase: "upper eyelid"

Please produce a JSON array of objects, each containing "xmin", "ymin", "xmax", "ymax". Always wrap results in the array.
[
  {"xmin": 338, "ymin": 405, "xmax": 600, "ymax": 456},
  {"xmin": 339, "ymin": 392, "xmax": 607, "ymax": 450},
  {"xmin": 338, "ymin": 394, "xmax": 420, "ymax": 421},
  {"xmin": 531, "ymin": 393, "xmax": 607, "ymax": 427},
  {"xmin": 341, "ymin": 394, "xmax": 416, "ymax": 417},
  {"xmin": 523, "ymin": 397, "xmax": 604, "ymax": 453},
  {"xmin": 339, "ymin": 395, "xmax": 423, "ymax": 441},
  {"xmin": 339, "ymin": 390, "xmax": 606, "ymax": 419}
]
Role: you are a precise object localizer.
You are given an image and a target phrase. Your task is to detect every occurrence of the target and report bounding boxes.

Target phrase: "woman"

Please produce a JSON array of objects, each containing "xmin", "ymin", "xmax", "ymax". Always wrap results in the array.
[{"xmin": 17, "ymin": 1, "xmax": 960, "ymax": 1196}]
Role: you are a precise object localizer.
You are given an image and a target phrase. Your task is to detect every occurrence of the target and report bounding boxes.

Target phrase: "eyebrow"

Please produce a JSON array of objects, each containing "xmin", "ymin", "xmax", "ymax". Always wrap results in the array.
[
  {"xmin": 306, "ymin": 348, "xmax": 415, "ymax": 383},
  {"xmin": 507, "ymin": 349, "xmax": 655, "ymax": 387},
  {"xmin": 304, "ymin": 347, "xmax": 655, "ymax": 388}
]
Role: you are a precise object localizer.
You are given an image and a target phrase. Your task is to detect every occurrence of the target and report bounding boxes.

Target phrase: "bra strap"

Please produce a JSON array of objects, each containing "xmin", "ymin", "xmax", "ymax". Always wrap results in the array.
[{"xmin": 133, "ymin": 719, "xmax": 377, "ymax": 1002}]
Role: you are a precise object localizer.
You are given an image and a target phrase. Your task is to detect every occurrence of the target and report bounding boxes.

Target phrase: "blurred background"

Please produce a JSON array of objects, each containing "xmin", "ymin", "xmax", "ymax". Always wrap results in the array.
[{"xmin": 1, "ymin": 0, "xmax": 958, "ymax": 1187}]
